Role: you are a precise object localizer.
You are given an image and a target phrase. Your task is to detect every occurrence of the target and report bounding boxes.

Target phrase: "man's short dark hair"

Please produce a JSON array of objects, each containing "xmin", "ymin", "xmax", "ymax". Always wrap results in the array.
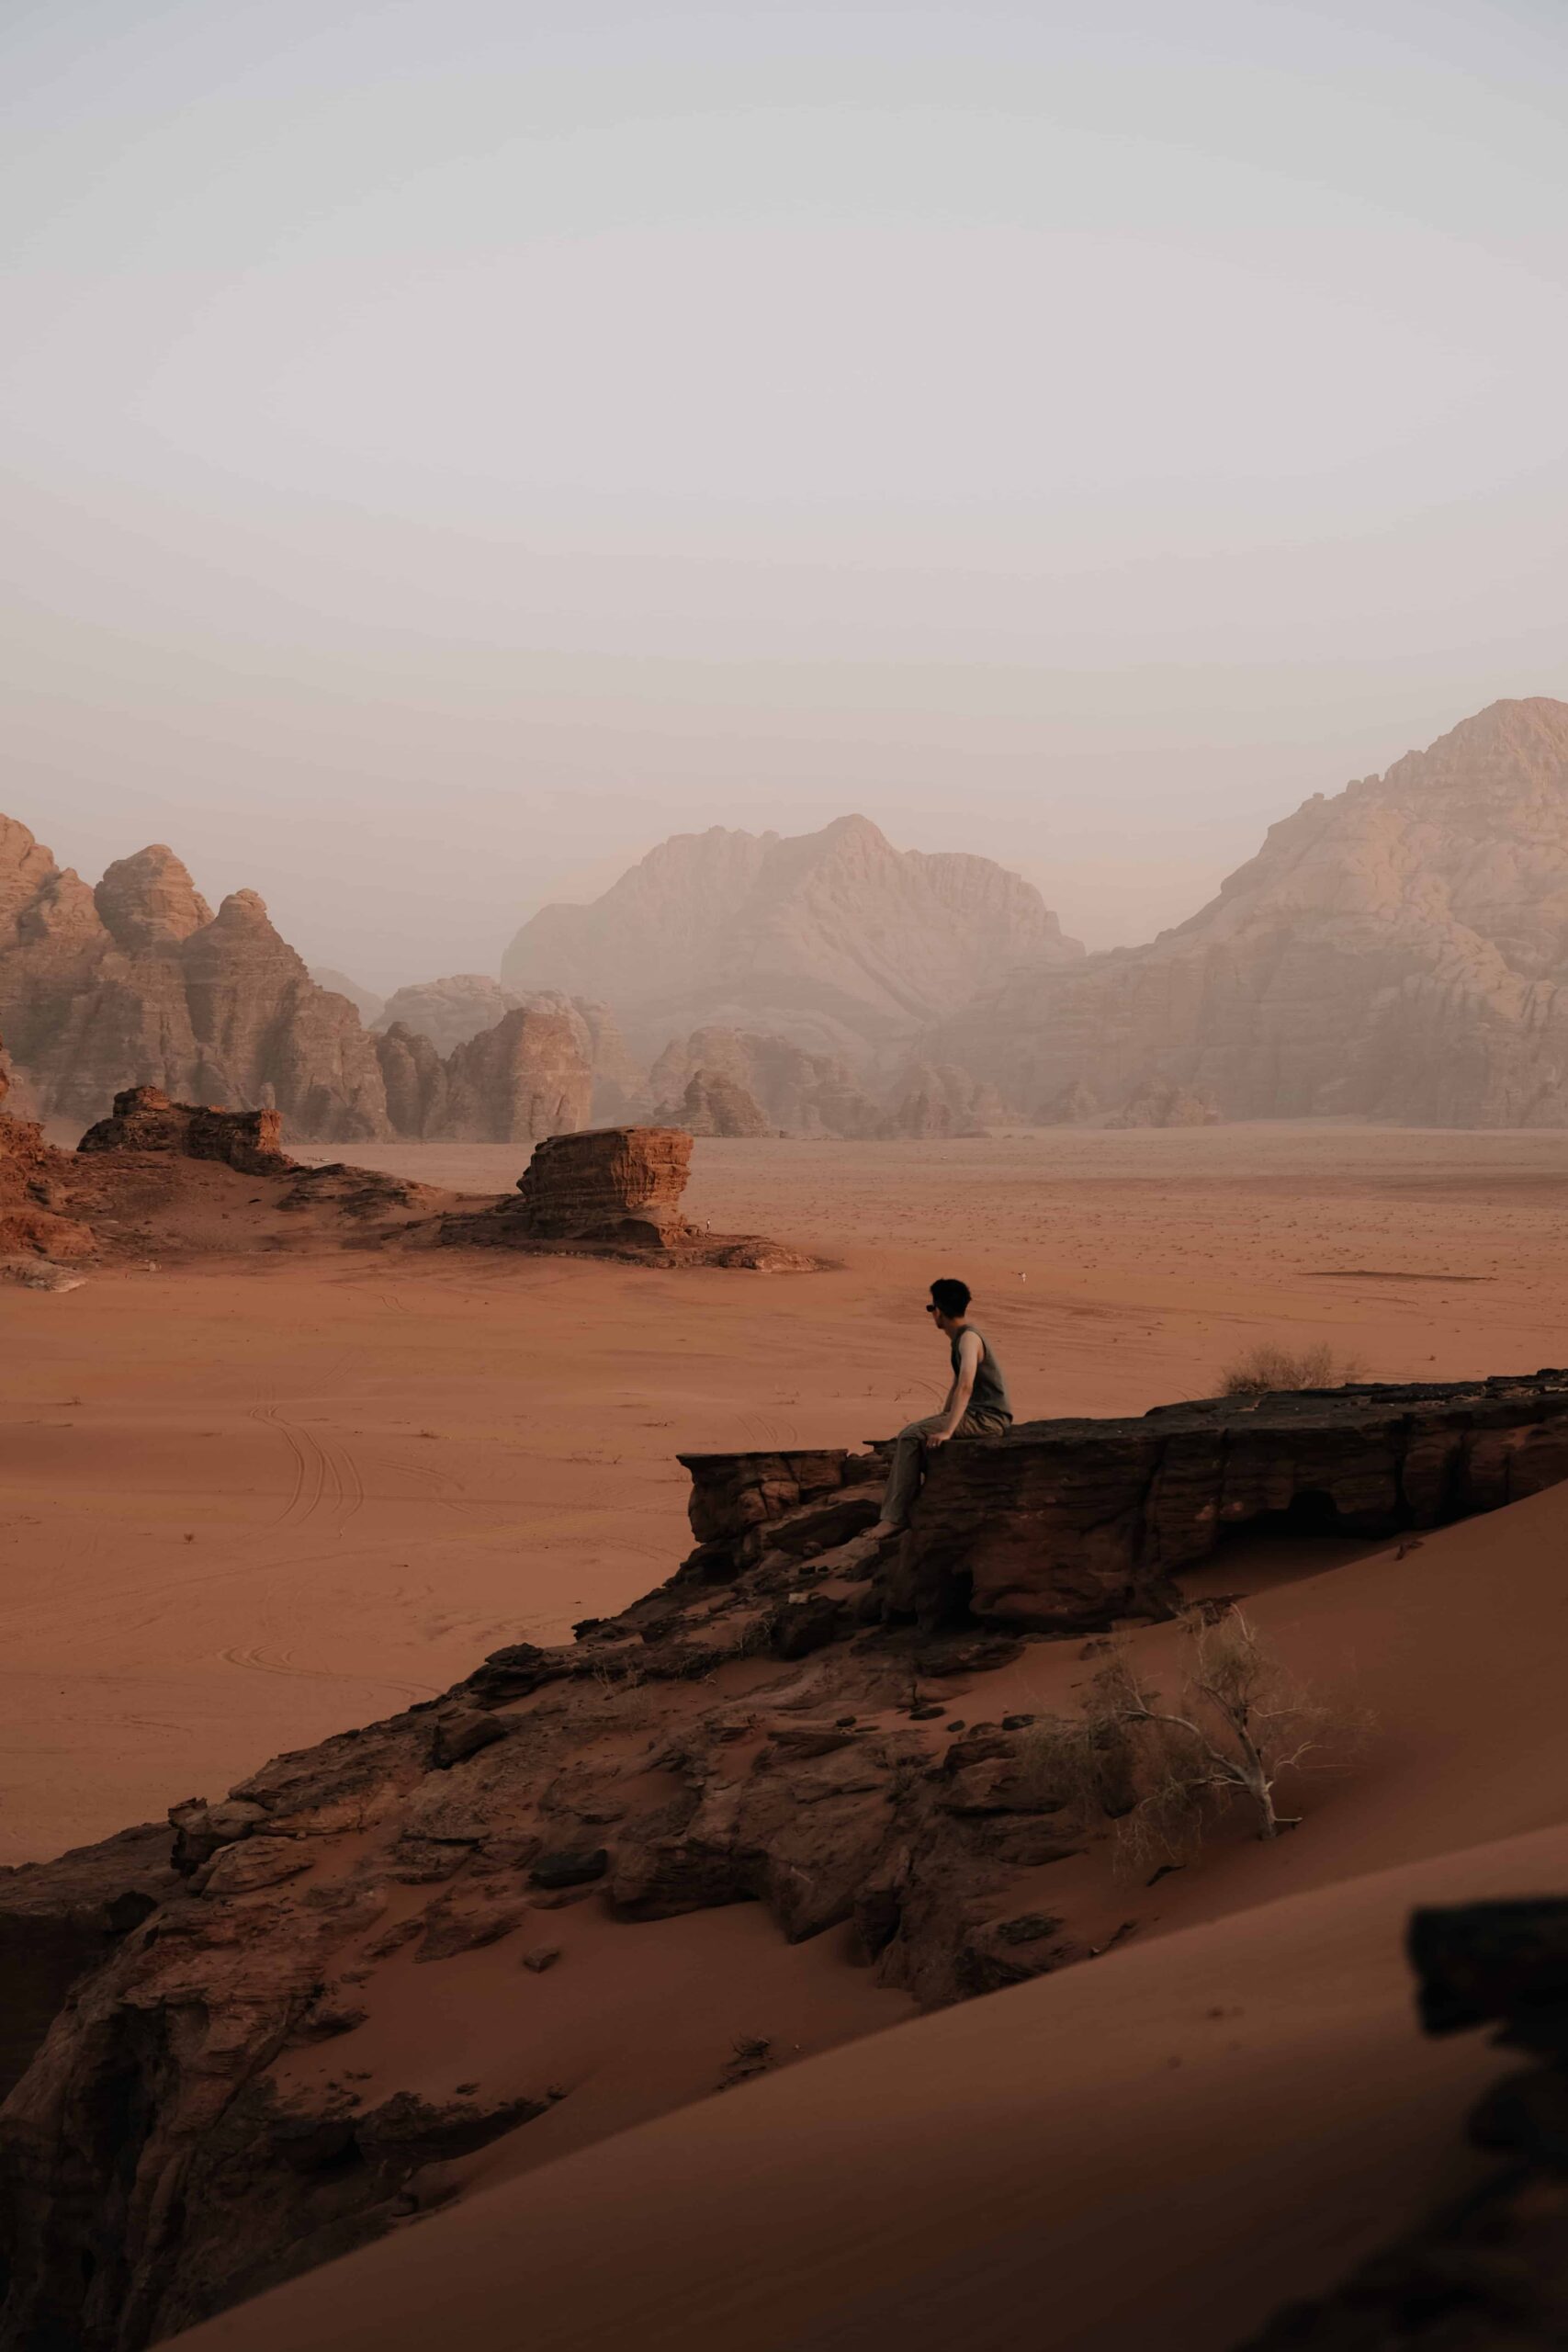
[{"xmin": 930, "ymin": 1278, "xmax": 971, "ymax": 1317}]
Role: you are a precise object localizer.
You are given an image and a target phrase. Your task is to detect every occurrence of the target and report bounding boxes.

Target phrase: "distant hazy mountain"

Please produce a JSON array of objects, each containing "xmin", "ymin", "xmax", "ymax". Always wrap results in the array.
[
  {"xmin": 309, "ymin": 967, "xmax": 384, "ymax": 1026},
  {"xmin": 930, "ymin": 697, "xmax": 1568, "ymax": 1126},
  {"xmin": 501, "ymin": 814, "xmax": 1084, "ymax": 1060}
]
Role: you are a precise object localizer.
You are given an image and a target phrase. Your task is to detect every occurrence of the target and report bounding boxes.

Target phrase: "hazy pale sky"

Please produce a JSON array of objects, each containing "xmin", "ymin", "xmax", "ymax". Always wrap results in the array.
[{"xmin": 5, "ymin": 0, "xmax": 1566, "ymax": 989}]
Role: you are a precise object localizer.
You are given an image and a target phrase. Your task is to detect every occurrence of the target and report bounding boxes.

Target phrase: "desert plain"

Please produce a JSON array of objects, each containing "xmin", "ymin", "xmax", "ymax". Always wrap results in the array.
[{"xmin": 6, "ymin": 1120, "xmax": 1565, "ymax": 1871}]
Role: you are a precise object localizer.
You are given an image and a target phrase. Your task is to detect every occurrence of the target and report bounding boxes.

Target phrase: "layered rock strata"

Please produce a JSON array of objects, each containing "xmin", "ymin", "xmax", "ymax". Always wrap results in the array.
[
  {"xmin": 683, "ymin": 1372, "xmax": 1568, "ymax": 1631},
  {"xmin": 6, "ymin": 1373, "xmax": 1568, "ymax": 2346},
  {"xmin": 0, "ymin": 821, "xmax": 388, "ymax": 1138},
  {"xmin": 78, "ymin": 1086, "xmax": 293, "ymax": 1175},
  {"xmin": 440, "ymin": 1125, "xmax": 820, "ymax": 1268},
  {"xmin": 511, "ymin": 1125, "xmax": 695, "ymax": 1245}
]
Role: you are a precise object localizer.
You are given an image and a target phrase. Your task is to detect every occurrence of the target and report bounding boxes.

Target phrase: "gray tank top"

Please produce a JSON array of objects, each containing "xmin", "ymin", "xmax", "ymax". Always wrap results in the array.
[{"xmin": 952, "ymin": 1325, "xmax": 1012, "ymax": 1420}]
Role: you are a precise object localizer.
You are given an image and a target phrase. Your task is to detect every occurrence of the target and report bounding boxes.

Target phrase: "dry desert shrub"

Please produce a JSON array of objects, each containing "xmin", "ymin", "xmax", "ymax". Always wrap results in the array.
[
  {"xmin": 1218, "ymin": 1340, "xmax": 1363, "ymax": 1398},
  {"xmin": 1027, "ymin": 1609, "xmax": 1357, "ymax": 1875}
]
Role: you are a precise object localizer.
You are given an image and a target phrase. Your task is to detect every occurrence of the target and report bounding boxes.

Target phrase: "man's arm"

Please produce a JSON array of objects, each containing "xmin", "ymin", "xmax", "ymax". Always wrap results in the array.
[{"xmin": 928, "ymin": 1331, "xmax": 982, "ymax": 1446}]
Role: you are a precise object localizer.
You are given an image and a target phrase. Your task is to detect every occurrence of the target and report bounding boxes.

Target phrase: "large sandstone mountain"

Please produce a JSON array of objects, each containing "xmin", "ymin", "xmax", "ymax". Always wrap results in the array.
[
  {"xmin": 931, "ymin": 698, "xmax": 1568, "ymax": 1126},
  {"xmin": 0, "ymin": 820, "xmax": 388, "ymax": 1139},
  {"xmin": 0, "ymin": 822, "xmax": 597, "ymax": 1148},
  {"xmin": 375, "ymin": 979, "xmax": 649, "ymax": 1124},
  {"xmin": 502, "ymin": 814, "xmax": 1084, "ymax": 1061}
]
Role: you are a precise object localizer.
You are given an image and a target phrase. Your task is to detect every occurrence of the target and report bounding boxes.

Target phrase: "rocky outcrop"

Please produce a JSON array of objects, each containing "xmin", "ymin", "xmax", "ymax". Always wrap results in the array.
[
  {"xmin": 373, "ymin": 989, "xmax": 643, "ymax": 1136},
  {"xmin": 930, "ymin": 698, "xmax": 1568, "ymax": 1127},
  {"xmin": 508, "ymin": 1125, "xmax": 695, "ymax": 1246},
  {"xmin": 0, "ymin": 1028, "xmax": 100, "ymax": 1262},
  {"xmin": 1039, "ymin": 1079, "xmax": 1100, "ymax": 1124},
  {"xmin": 683, "ymin": 1372, "xmax": 1568, "ymax": 1632},
  {"xmin": 0, "ymin": 1826, "xmax": 175, "ymax": 2102},
  {"xmin": 77, "ymin": 1087, "xmax": 294, "ymax": 1175},
  {"xmin": 6, "ymin": 1371, "xmax": 1568, "ymax": 2347},
  {"xmin": 649, "ymin": 1027, "xmax": 881, "ymax": 1138},
  {"xmin": 660, "ymin": 1070, "xmax": 771, "ymax": 1137},
  {"xmin": 439, "ymin": 1125, "xmax": 820, "ymax": 1267},
  {"xmin": 0, "ymin": 820, "xmax": 390, "ymax": 1139},
  {"xmin": 502, "ymin": 815, "xmax": 1083, "ymax": 1061},
  {"xmin": 1242, "ymin": 1897, "xmax": 1568, "ymax": 2346},
  {"xmin": 1104, "ymin": 1077, "xmax": 1220, "ymax": 1129},
  {"xmin": 375, "ymin": 976, "xmax": 520, "ymax": 1057},
  {"xmin": 879, "ymin": 1059, "xmax": 1007, "ymax": 1138},
  {"xmin": 434, "ymin": 999, "xmax": 592, "ymax": 1145}
]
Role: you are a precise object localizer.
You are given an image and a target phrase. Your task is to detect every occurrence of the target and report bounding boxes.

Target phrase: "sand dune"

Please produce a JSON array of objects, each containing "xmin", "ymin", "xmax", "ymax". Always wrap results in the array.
[{"xmin": 172, "ymin": 1465, "xmax": 1568, "ymax": 2350}]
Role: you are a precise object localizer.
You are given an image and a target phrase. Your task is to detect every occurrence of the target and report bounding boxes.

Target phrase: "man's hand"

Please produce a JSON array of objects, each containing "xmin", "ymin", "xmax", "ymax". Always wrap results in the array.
[{"xmin": 927, "ymin": 1428, "xmax": 953, "ymax": 1449}]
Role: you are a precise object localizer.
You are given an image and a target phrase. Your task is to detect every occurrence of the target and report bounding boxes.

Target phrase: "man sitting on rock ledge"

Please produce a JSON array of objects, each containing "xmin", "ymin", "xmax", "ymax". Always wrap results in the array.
[{"xmin": 870, "ymin": 1278, "xmax": 1013, "ymax": 1539}]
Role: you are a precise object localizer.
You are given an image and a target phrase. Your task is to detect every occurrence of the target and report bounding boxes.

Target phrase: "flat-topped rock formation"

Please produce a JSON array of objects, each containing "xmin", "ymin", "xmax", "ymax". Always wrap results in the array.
[
  {"xmin": 78, "ymin": 1085, "xmax": 294, "ymax": 1175},
  {"xmin": 682, "ymin": 1371, "xmax": 1568, "ymax": 1630},
  {"xmin": 513, "ymin": 1125, "xmax": 696, "ymax": 1245},
  {"xmin": 6, "ymin": 1367, "xmax": 1568, "ymax": 2348},
  {"xmin": 440, "ymin": 1125, "xmax": 823, "ymax": 1269}
]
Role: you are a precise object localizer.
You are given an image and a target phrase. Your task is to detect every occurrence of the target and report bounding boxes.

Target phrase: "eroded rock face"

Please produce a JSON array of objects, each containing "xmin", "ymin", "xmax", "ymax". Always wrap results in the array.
[
  {"xmin": 502, "ymin": 815, "xmax": 1084, "ymax": 1061},
  {"xmin": 7, "ymin": 1372, "xmax": 1568, "ymax": 2347},
  {"xmin": 930, "ymin": 698, "xmax": 1568, "ymax": 1127},
  {"xmin": 0, "ymin": 820, "xmax": 391, "ymax": 1139},
  {"xmin": 512, "ymin": 1125, "xmax": 695, "ymax": 1245},
  {"xmin": 0, "ymin": 1826, "xmax": 175, "ymax": 2102},
  {"xmin": 650, "ymin": 1026, "xmax": 881, "ymax": 1138},
  {"xmin": 686, "ymin": 1373, "xmax": 1568, "ymax": 1632},
  {"xmin": 879, "ymin": 1059, "xmax": 1007, "ymax": 1138},
  {"xmin": 77, "ymin": 1087, "xmax": 294, "ymax": 1175},
  {"xmin": 436, "ymin": 999, "xmax": 592, "ymax": 1145},
  {"xmin": 375, "ymin": 975, "xmax": 521, "ymax": 1057},
  {"xmin": 1105, "ymin": 1077, "xmax": 1220, "ymax": 1128},
  {"xmin": 94, "ymin": 847, "xmax": 212, "ymax": 953},
  {"xmin": 660, "ymin": 1069, "xmax": 771, "ymax": 1137},
  {"xmin": 0, "ymin": 1026, "xmax": 100, "ymax": 1261}
]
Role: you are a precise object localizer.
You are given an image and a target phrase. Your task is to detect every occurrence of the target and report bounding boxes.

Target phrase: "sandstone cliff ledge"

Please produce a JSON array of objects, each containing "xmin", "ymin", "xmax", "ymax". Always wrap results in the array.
[{"xmin": 3, "ymin": 1372, "xmax": 1568, "ymax": 2349}]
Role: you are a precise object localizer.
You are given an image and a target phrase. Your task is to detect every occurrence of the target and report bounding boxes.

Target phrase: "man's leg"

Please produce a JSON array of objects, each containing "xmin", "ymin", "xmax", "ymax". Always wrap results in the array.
[{"xmin": 874, "ymin": 1414, "xmax": 944, "ymax": 1535}]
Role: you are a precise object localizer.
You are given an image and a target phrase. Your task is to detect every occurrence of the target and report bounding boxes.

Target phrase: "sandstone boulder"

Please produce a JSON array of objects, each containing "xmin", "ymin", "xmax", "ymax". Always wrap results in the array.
[{"xmin": 513, "ymin": 1125, "xmax": 695, "ymax": 1245}]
